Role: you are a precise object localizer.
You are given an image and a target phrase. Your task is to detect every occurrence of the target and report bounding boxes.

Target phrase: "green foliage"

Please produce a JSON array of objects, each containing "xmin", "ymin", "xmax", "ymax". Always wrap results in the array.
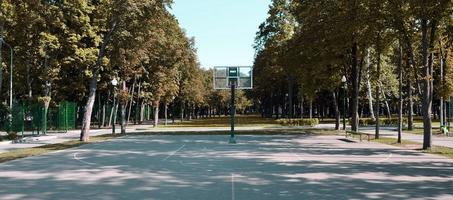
[
  {"xmin": 276, "ymin": 118, "xmax": 319, "ymax": 127},
  {"xmin": 117, "ymin": 89, "xmax": 129, "ymax": 105},
  {"xmin": 350, "ymin": 118, "xmax": 408, "ymax": 126},
  {"xmin": 0, "ymin": 0, "xmax": 217, "ymax": 131}
]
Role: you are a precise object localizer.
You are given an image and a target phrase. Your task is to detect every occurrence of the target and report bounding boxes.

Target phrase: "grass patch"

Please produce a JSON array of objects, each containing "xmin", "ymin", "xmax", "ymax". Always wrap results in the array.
[
  {"xmin": 403, "ymin": 127, "xmax": 443, "ymax": 135},
  {"xmin": 165, "ymin": 115, "xmax": 278, "ymax": 128},
  {"xmin": 129, "ymin": 128, "xmax": 341, "ymax": 136},
  {"xmin": 367, "ymin": 136, "xmax": 453, "ymax": 159},
  {"xmin": 371, "ymin": 137, "xmax": 419, "ymax": 146},
  {"xmin": 0, "ymin": 134, "xmax": 121, "ymax": 164},
  {"xmin": 421, "ymin": 146, "xmax": 453, "ymax": 159}
]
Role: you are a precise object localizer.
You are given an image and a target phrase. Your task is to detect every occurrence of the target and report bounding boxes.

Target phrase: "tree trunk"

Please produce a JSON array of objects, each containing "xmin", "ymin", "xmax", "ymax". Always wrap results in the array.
[
  {"xmin": 97, "ymin": 95, "xmax": 102, "ymax": 129},
  {"xmin": 164, "ymin": 104, "xmax": 168, "ymax": 126},
  {"xmin": 139, "ymin": 102, "xmax": 145, "ymax": 123},
  {"xmin": 154, "ymin": 103, "xmax": 159, "ymax": 127},
  {"xmin": 181, "ymin": 103, "xmax": 184, "ymax": 122},
  {"xmin": 80, "ymin": 73, "xmax": 98, "ymax": 141},
  {"xmin": 408, "ymin": 79, "xmax": 414, "ymax": 130},
  {"xmin": 189, "ymin": 104, "xmax": 193, "ymax": 120},
  {"xmin": 135, "ymin": 82, "xmax": 141, "ymax": 124},
  {"xmin": 101, "ymin": 103, "xmax": 106, "ymax": 127},
  {"xmin": 26, "ymin": 63, "xmax": 32, "ymax": 98},
  {"xmin": 351, "ymin": 43, "xmax": 359, "ymax": 132},
  {"xmin": 109, "ymin": 95, "xmax": 116, "ymax": 127},
  {"xmin": 375, "ymin": 35, "xmax": 382, "ymax": 138},
  {"xmin": 421, "ymin": 19, "xmax": 432, "ymax": 149},
  {"xmin": 333, "ymin": 91, "xmax": 340, "ymax": 130},
  {"xmin": 440, "ymin": 50, "xmax": 444, "ymax": 128},
  {"xmin": 365, "ymin": 48, "xmax": 375, "ymax": 120},
  {"xmin": 398, "ymin": 44, "xmax": 403, "ymax": 143},
  {"xmin": 288, "ymin": 76, "xmax": 294, "ymax": 118},
  {"xmin": 379, "ymin": 84, "xmax": 391, "ymax": 119},
  {"xmin": 0, "ymin": 2, "xmax": 4, "ymax": 100},
  {"xmin": 127, "ymin": 76, "xmax": 136, "ymax": 126},
  {"xmin": 384, "ymin": 95, "xmax": 391, "ymax": 119},
  {"xmin": 309, "ymin": 100, "xmax": 313, "ymax": 119},
  {"xmin": 120, "ymin": 81, "xmax": 126, "ymax": 134},
  {"xmin": 172, "ymin": 103, "xmax": 176, "ymax": 123},
  {"xmin": 300, "ymin": 95, "xmax": 304, "ymax": 119},
  {"xmin": 80, "ymin": 20, "xmax": 117, "ymax": 142},
  {"xmin": 113, "ymin": 102, "xmax": 119, "ymax": 129},
  {"xmin": 120, "ymin": 102, "xmax": 126, "ymax": 134}
]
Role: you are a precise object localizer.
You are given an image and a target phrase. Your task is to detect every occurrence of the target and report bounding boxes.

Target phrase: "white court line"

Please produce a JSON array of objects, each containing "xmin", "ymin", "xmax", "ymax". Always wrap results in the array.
[
  {"xmin": 162, "ymin": 144, "xmax": 186, "ymax": 161},
  {"xmin": 73, "ymin": 152, "xmax": 96, "ymax": 165},
  {"xmin": 231, "ymin": 173, "xmax": 235, "ymax": 200},
  {"xmin": 376, "ymin": 152, "xmax": 393, "ymax": 163}
]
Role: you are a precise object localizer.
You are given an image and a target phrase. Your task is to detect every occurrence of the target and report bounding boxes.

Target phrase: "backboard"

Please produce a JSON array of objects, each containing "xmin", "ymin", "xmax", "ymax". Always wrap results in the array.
[{"xmin": 213, "ymin": 66, "xmax": 253, "ymax": 89}]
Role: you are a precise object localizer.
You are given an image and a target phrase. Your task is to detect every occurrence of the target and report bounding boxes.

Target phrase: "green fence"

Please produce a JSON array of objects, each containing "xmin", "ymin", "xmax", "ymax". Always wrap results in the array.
[
  {"xmin": 2, "ymin": 100, "xmax": 154, "ymax": 135},
  {"xmin": 2, "ymin": 101, "xmax": 77, "ymax": 135},
  {"xmin": 58, "ymin": 101, "xmax": 76, "ymax": 131}
]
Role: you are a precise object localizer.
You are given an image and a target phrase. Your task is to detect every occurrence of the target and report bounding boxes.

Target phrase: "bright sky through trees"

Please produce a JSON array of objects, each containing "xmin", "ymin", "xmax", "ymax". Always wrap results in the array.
[{"xmin": 172, "ymin": 0, "xmax": 271, "ymax": 68}]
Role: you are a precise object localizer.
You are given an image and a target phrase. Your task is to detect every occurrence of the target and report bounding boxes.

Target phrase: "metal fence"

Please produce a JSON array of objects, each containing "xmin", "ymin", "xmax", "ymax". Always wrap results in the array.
[
  {"xmin": 1, "ymin": 100, "xmax": 154, "ymax": 136},
  {"xmin": 1, "ymin": 101, "xmax": 77, "ymax": 135}
]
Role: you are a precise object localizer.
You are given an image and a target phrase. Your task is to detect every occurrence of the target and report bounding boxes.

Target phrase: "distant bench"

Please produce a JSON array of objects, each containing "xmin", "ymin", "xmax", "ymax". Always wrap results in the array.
[{"xmin": 345, "ymin": 130, "xmax": 375, "ymax": 142}]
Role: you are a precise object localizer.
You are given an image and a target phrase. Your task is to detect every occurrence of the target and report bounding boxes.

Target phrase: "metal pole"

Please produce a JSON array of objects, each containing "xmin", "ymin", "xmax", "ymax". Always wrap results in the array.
[{"xmin": 229, "ymin": 83, "xmax": 236, "ymax": 144}]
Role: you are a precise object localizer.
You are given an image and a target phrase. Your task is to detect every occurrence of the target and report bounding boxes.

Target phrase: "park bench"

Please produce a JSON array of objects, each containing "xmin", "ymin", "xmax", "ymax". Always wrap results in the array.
[{"xmin": 345, "ymin": 130, "xmax": 375, "ymax": 142}]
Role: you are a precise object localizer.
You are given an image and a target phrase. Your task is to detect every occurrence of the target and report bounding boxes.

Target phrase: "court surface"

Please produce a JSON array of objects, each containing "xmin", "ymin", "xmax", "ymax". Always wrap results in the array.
[{"xmin": 1, "ymin": 134, "xmax": 453, "ymax": 200}]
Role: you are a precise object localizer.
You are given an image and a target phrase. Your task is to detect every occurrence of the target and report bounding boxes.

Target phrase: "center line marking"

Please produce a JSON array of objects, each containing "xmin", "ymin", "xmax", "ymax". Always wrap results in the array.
[
  {"xmin": 376, "ymin": 152, "xmax": 393, "ymax": 163},
  {"xmin": 73, "ymin": 152, "xmax": 96, "ymax": 165},
  {"xmin": 162, "ymin": 144, "xmax": 186, "ymax": 161},
  {"xmin": 231, "ymin": 173, "xmax": 235, "ymax": 200}
]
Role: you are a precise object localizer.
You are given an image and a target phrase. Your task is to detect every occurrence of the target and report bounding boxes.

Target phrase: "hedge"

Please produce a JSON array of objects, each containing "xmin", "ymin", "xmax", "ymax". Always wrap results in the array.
[
  {"xmin": 276, "ymin": 118, "xmax": 319, "ymax": 127},
  {"xmin": 350, "ymin": 118, "xmax": 408, "ymax": 126}
]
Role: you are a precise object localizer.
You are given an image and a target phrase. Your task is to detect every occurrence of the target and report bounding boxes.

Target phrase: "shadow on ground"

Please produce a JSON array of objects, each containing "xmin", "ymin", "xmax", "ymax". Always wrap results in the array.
[{"xmin": 0, "ymin": 134, "xmax": 453, "ymax": 200}]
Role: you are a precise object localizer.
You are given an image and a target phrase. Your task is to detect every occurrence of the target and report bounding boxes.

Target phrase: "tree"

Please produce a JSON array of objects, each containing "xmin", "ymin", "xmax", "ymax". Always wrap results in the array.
[{"xmin": 80, "ymin": 0, "xmax": 172, "ymax": 141}]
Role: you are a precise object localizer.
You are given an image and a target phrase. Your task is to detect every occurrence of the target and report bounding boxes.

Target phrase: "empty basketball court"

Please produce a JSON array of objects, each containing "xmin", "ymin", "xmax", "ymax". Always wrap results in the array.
[{"xmin": 1, "ymin": 134, "xmax": 453, "ymax": 200}]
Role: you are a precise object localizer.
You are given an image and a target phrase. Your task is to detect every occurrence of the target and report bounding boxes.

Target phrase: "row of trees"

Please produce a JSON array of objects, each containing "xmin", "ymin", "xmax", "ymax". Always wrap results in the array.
[
  {"xmin": 254, "ymin": 0, "xmax": 452, "ymax": 149},
  {"xmin": 0, "ymin": 0, "xmax": 252, "ymax": 141}
]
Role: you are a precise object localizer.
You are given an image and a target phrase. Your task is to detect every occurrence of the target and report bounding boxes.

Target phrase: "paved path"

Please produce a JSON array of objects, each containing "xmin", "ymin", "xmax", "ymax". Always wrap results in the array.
[{"xmin": 1, "ymin": 134, "xmax": 453, "ymax": 200}]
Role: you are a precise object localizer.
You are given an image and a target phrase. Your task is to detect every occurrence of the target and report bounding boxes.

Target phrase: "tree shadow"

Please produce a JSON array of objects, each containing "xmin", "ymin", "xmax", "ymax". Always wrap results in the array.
[{"xmin": 0, "ymin": 134, "xmax": 452, "ymax": 199}]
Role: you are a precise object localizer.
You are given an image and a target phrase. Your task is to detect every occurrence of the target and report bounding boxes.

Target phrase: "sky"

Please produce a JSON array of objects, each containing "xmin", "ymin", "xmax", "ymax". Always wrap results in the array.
[{"xmin": 171, "ymin": 0, "xmax": 271, "ymax": 69}]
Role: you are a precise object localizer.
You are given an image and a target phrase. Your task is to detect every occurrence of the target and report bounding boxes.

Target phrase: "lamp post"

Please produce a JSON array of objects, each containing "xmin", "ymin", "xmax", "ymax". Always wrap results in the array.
[
  {"xmin": 111, "ymin": 78, "xmax": 118, "ymax": 134},
  {"xmin": 171, "ymin": 96, "xmax": 176, "ymax": 124},
  {"xmin": 1, "ymin": 38, "xmax": 14, "ymax": 132},
  {"xmin": 341, "ymin": 75, "xmax": 347, "ymax": 130}
]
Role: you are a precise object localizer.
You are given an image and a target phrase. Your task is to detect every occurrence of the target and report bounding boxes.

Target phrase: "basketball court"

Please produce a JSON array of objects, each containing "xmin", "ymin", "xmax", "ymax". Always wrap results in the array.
[{"xmin": 1, "ymin": 133, "xmax": 453, "ymax": 199}]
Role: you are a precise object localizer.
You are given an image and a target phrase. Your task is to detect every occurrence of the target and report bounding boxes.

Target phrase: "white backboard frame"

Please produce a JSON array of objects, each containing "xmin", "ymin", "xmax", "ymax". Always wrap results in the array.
[{"xmin": 213, "ymin": 66, "xmax": 253, "ymax": 89}]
